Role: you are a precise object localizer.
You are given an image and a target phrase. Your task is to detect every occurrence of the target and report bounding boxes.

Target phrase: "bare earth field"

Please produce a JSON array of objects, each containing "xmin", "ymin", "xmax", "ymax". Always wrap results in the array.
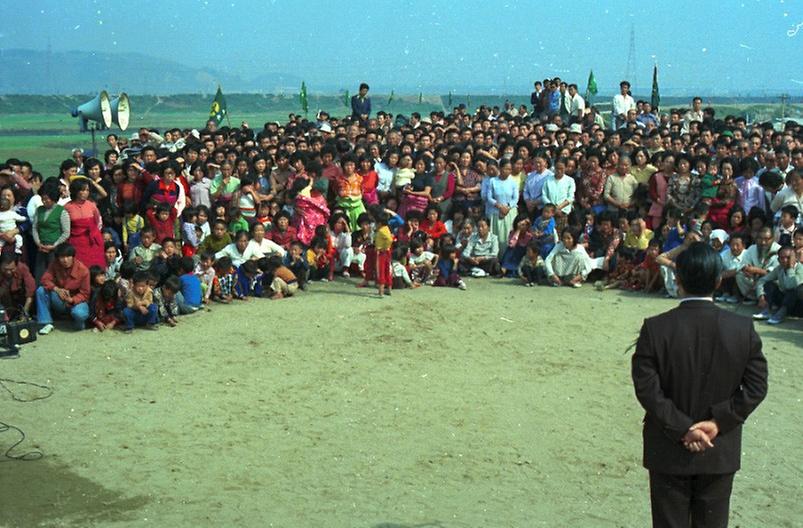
[{"xmin": 0, "ymin": 279, "xmax": 801, "ymax": 528}]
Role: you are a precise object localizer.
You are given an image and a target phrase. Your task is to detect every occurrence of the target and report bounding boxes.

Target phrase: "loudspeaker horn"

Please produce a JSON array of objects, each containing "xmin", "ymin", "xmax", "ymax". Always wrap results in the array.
[
  {"xmin": 110, "ymin": 93, "xmax": 131, "ymax": 131},
  {"xmin": 71, "ymin": 91, "xmax": 113, "ymax": 132}
]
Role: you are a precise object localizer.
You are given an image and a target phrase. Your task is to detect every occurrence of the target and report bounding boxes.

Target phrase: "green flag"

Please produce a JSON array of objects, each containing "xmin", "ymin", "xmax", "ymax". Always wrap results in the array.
[
  {"xmin": 584, "ymin": 70, "xmax": 598, "ymax": 103},
  {"xmin": 300, "ymin": 81, "xmax": 308, "ymax": 116},
  {"xmin": 418, "ymin": 92, "xmax": 423, "ymax": 104},
  {"xmin": 448, "ymin": 91, "xmax": 453, "ymax": 108},
  {"xmin": 387, "ymin": 90, "xmax": 394, "ymax": 106},
  {"xmin": 209, "ymin": 85, "xmax": 228, "ymax": 125},
  {"xmin": 342, "ymin": 89, "xmax": 350, "ymax": 107},
  {"xmin": 651, "ymin": 64, "xmax": 660, "ymax": 110}
]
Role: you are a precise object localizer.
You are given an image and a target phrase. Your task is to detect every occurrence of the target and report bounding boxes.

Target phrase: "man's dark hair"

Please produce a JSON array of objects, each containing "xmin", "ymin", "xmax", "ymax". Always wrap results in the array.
[
  {"xmin": 55, "ymin": 243, "xmax": 76, "ymax": 258},
  {"xmin": 676, "ymin": 242, "xmax": 722, "ymax": 296}
]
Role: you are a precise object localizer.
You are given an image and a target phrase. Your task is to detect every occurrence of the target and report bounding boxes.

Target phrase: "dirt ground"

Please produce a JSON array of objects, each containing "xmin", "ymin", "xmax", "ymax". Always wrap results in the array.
[{"xmin": 0, "ymin": 279, "xmax": 800, "ymax": 528}]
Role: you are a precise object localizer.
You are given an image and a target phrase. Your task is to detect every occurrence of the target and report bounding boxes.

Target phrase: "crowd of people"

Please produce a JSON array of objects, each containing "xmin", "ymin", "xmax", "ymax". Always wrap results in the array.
[{"xmin": 0, "ymin": 79, "xmax": 801, "ymax": 336}]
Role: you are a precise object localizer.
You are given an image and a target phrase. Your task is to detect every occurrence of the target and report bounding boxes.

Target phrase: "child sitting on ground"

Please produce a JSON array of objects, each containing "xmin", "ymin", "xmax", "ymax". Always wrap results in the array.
[
  {"xmin": 391, "ymin": 244, "xmax": 418, "ymax": 289},
  {"xmin": 123, "ymin": 271, "xmax": 158, "ymax": 333},
  {"xmin": 263, "ymin": 255, "xmax": 299, "ymax": 299},
  {"xmin": 408, "ymin": 239, "xmax": 438, "ymax": 285},
  {"xmin": 434, "ymin": 245, "xmax": 466, "ymax": 289},
  {"xmin": 518, "ymin": 240, "xmax": 546, "ymax": 286},
  {"xmin": 90, "ymin": 281, "xmax": 121, "ymax": 332},
  {"xmin": 213, "ymin": 256, "xmax": 237, "ymax": 303},
  {"xmin": 153, "ymin": 275, "xmax": 180, "ymax": 327},
  {"xmin": 177, "ymin": 256, "xmax": 202, "ymax": 313}
]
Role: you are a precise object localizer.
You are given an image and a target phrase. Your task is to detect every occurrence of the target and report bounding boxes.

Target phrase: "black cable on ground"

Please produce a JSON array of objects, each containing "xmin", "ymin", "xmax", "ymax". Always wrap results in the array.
[{"xmin": 0, "ymin": 377, "xmax": 53, "ymax": 461}]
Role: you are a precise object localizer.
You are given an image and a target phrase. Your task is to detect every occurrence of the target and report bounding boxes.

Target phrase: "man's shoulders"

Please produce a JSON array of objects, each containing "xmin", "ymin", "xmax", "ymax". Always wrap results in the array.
[{"xmin": 645, "ymin": 302, "xmax": 751, "ymax": 328}]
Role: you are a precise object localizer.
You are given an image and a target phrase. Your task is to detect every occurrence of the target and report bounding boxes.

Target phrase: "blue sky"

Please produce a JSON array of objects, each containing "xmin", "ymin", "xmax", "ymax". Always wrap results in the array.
[{"xmin": 2, "ymin": 0, "xmax": 802, "ymax": 95}]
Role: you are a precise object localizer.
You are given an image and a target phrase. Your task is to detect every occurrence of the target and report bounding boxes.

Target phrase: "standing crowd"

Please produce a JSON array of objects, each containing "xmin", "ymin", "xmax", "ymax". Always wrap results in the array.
[{"xmin": 0, "ymin": 79, "xmax": 801, "ymax": 335}]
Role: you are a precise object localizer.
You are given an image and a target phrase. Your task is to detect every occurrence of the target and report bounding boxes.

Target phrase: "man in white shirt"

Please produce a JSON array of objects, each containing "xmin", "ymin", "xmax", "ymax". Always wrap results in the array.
[
  {"xmin": 567, "ymin": 84, "xmax": 585, "ymax": 124},
  {"xmin": 612, "ymin": 81, "xmax": 636, "ymax": 130},
  {"xmin": 770, "ymin": 170, "xmax": 802, "ymax": 214},
  {"xmin": 682, "ymin": 97, "xmax": 704, "ymax": 134},
  {"xmin": 735, "ymin": 228, "xmax": 780, "ymax": 302}
]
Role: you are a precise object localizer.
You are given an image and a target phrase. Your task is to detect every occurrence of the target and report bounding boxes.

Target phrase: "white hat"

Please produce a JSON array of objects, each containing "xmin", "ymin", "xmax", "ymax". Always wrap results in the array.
[
  {"xmin": 545, "ymin": 123, "xmax": 559, "ymax": 132},
  {"xmin": 319, "ymin": 122, "xmax": 333, "ymax": 134},
  {"xmin": 190, "ymin": 129, "xmax": 201, "ymax": 140},
  {"xmin": 569, "ymin": 123, "xmax": 582, "ymax": 134},
  {"xmin": 710, "ymin": 229, "xmax": 729, "ymax": 245}
]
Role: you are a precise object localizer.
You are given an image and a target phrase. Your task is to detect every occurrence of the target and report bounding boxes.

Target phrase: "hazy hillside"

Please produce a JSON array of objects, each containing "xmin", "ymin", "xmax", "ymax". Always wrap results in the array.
[{"xmin": 0, "ymin": 49, "xmax": 303, "ymax": 95}]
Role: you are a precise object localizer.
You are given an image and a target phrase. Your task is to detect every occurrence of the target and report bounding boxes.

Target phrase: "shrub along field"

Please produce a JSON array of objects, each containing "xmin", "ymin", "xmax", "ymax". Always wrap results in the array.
[{"xmin": 0, "ymin": 279, "xmax": 800, "ymax": 527}]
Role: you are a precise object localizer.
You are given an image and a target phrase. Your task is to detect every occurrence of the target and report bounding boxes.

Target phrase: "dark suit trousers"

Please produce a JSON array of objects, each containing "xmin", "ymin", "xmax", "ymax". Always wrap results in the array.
[{"xmin": 649, "ymin": 472, "xmax": 735, "ymax": 528}]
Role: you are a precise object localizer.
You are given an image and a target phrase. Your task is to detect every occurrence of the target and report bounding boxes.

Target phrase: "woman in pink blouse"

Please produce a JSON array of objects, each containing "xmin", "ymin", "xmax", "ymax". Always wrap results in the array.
[
  {"xmin": 65, "ymin": 179, "xmax": 106, "ymax": 269},
  {"xmin": 647, "ymin": 153, "xmax": 675, "ymax": 230}
]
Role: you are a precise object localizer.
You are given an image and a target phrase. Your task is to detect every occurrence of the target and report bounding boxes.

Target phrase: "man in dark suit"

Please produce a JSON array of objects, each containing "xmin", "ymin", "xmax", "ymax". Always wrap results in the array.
[{"xmin": 632, "ymin": 242, "xmax": 768, "ymax": 528}]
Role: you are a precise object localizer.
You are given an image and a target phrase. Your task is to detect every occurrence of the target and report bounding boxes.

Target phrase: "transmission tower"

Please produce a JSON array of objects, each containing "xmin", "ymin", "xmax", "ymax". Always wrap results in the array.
[
  {"xmin": 624, "ymin": 24, "xmax": 637, "ymax": 92},
  {"xmin": 46, "ymin": 37, "xmax": 53, "ymax": 94}
]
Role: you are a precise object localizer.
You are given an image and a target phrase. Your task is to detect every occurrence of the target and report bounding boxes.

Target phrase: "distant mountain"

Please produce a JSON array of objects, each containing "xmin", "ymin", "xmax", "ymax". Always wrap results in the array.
[{"xmin": 0, "ymin": 49, "xmax": 303, "ymax": 95}]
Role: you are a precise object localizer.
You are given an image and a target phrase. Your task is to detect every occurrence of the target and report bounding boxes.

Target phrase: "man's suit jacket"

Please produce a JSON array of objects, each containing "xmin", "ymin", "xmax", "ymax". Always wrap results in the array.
[{"xmin": 632, "ymin": 299, "xmax": 768, "ymax": 475}]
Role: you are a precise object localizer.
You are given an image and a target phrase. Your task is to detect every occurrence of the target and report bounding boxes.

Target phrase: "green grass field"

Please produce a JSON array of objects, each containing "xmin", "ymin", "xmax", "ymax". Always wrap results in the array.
[{"xmin": 1, "ymin": 280, "xmax": 800, "ymax": 527}]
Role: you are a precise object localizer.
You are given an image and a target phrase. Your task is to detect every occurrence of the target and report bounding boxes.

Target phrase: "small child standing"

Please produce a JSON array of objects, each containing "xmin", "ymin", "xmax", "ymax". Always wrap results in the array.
[
  {"xmin": 774, "ymin": 205, "xmax": 798, "ymax": 246},
  {"xmin": 227, "ymin": 206, "xmax": 249, "ymax": 237},
  {"xmin": 194, "ymin": 252, "xmax": 216, "ymax": 305},
  {"xmin": 122, "ymin": 203, "xmax": 144, "ymax": 251},
  {"xmin": 0, "ymin": 198, "xmax": 26, "ymax": 254},
  {"xmin": 180, "ymin": 207, "xmax": 200, "ymax": 257},
  {"xmin": 283, "ymin": 241, "xmax": 309, "ymax": 290},
  {"xmin": 374, "ymin": 212, "xmax": 393, "ymax": 296},
  {"xmin": 146, "ymin": 203, "xmax": 177, "ymax": 245},
  {"xmin": 532, "ymin": 203, "xmax": 558, "ymax": 258},
  {"xmin": 123, "ymin": 271, "xmax": 159, "ymax": 333},
  {"xmin": 104, "ymin": 240, "xmax": 123, "ymax": 281},
  {"xmin": 129, "ymin": 227, "xmax": 162, "ymax": 271}
]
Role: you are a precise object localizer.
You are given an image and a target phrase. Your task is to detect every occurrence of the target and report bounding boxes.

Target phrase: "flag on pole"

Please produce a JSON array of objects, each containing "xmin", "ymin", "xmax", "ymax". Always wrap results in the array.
[
  {"xmin": 448, "ymin": 91, "xmax": 453, "ymax": 107},
  {"xmin": 342, "ymin": 89, "xmax": 350, "ymax": 108},
  {"xmin": 584, "ymin": 70, "xmax": 598, "ymax": 104},
  {"xmin": 467, "ymin": 94, "xmax": 471, "ymax": 109},
  {"xmin": 387, "ymin": 90, "xmax": 395, "ymax": 106},
  {"xmin": 300, "ymin": 81, "xmax": 308, "ymax": 116},
  {"xmin": 651, "ymin": 64, "xmax": 660, "ymax": 110},
  {"xmin": 418, "ymin": 92, "xmax": 423, "ymax": 104},
  {"xmin": 209, "ymin": 85, "xmax": 228, "ymax": 125}
]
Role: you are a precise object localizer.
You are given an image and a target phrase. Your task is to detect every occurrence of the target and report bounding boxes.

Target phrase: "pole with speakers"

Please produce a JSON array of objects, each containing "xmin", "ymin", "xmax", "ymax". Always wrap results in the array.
[{"xmin": 71, "ymin": 91, "xmax": 131, "ymax": 156}]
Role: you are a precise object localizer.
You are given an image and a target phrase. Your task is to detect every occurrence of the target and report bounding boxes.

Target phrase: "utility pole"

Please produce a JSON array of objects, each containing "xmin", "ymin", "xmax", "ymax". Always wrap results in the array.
[
  {"xmin": 779, "ymin": 93, "xmax": 789, "ymax": 120},
  {"xmin": 625, "ymin": 24, "xmax": 637, "ymax": 91}
]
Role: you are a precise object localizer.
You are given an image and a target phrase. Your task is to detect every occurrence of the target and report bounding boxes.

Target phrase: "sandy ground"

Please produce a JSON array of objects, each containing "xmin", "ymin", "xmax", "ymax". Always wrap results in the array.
[{"xmin": 0, "ymin": 279, "xmax": 800, "ymax": 528}]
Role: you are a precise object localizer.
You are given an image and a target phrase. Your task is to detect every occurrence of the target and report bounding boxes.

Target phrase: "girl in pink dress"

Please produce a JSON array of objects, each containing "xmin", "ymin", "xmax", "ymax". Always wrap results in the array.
[
  {"xmin": 65, "ymin": 179, "xmax": 106, "ymax": 268},
  {"xmin": 289, "ymin": 177, "xmax": 330, "ymax": 246}
]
